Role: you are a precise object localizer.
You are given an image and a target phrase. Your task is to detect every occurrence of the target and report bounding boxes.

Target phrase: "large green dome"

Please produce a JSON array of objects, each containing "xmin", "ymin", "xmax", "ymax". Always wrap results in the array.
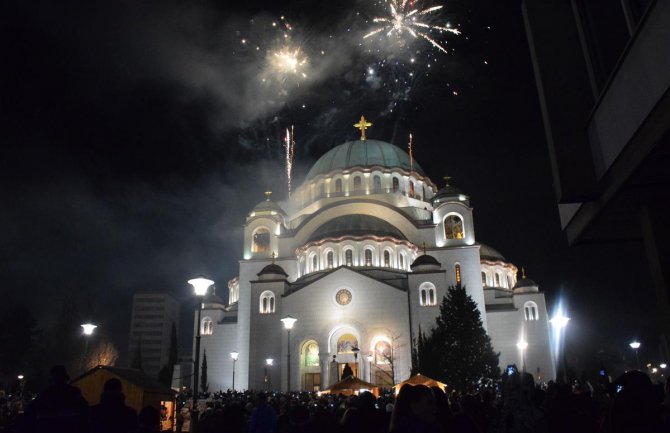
[{"xmin": 305, "ymin": 140, "xmax": 425, "ymax": 181}]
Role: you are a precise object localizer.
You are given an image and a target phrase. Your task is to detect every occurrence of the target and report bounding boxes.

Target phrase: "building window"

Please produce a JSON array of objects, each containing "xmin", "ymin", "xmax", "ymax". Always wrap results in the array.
[
  {"xmin": 455, "ymin": 264, "xmax": 462, "ymax": 285},
  {"xmin": 327, "ymin": 251, "xmax": 334, "ymax": 268},
  {"xmin": 345, "ymin": 249, "xmax": 353, "ymax": 266},
  {"xmin": 507, "ymin": 276, "xmax": 513, "ymax": 289},
  {"xmin": 524, "ymin": 301, "xmax": 539, "ymax": 321},
  {"xmin": 383, "ymin": 250, "xmax": 391, "ymax": 267},
  {"xmin": 312, "ymin": 255, "xmax": 318, "ymax": 272},
  {"xmin": 252, "ymin": 228, "xmax": 271, "ymax": 253},
  {"xmin": 399, "ymin": 253, "xmax": 404, "ymax": 270},
  {"xmin": 481, "ymin": 271, "xmax": 487, "ymax": 286},
  {"xmin": 419, "ymin": 283, "xmax": 437, "ymax": 306},
  {"xmin": 260, "ymin": 291, "xmax": 275, "ymax": 314},
  {"xmin": 373, "ymin": 175, "xmax": 382, "ymax": 191},
  {"xmin": 444, "ymin": 215, "xmax": 464, "ymax": 240},
  {"xmin": 374, "ymin": 340, "xmax": 391, "ymax": 364},
  {"xmin": 319, "ymin": 183, "xmax": 325, "ymax": 197},
  {"xmin": 409, "ymin": 181, "xmax": 415, "ymax": 198},
  {"xmin": 337, "ymin": 333, "xmax": 358, "ymax": 354},
  {"xmin": 335, "ymin": 179, "xmax": 343, "ymax": 193},
  {"xmin": 303, "ymin": 341, "xmax": 320, "ymax": 367},
  {"xmin": 392, "ymin": 177, "xmax": 399, "ymax": 192},
  {"xmin": 364, "ymin": 249, "xmax": 373, "ymax": 266},
  {"xmin": 201, "ymin": 317, "xmax": 213, "ymax": 335},
  {"xmin": 353, "ymin": 176, "xmax": 362, "ymax": 191},
  {"xmin": 495, "ymin": 273, "xmax": 501, "ymax": 287}
]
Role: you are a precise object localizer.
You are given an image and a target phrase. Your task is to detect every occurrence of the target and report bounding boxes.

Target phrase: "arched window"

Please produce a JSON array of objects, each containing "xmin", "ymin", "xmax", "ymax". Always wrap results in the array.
[
  {"xmin": 374, "ymin": 340, "xmax": 391, "ymax": 364},
  {"xmin": 201, "ymin": 317, "xmax": 214, "ymax": 335},
  {"xmin": 399, "ymin": 253, "xmax": 405, "ymax": 270},
  {"xmin": 507, "ymin": 276, "xmax": 513, "ymax": 289},
  {"xmin": 481, "ymin": 271, "xmax": 487, "ymax": 286},
  {"xmin": 373, "ymin": 175, "xmax": 382, "ymax": 192},
  {"xmin": 444, "ymin": 215, "xmax": 464, "ymax": 240},
  {"xmin": 312, "ymin": 254, "xmax": 318, "ymax": 272},
  {"xmin": 252, "ymin": 227, "xmax": 271, "ymax": 253},
  {"xmin": 495, "ymin": 273, "xmax": 501, "ymax": 287},
  {"xmin": 364, "ymin": 249, "xmax": 373, "ymax": 266},
  {"xmin": 383, "ymin": 250, "xmax": 391, "ymax": 267},
  {"xmin": 260, "ymin": 291, "xmax": 275, "ymax": 314},
  {"xmin": 524, "ymin": 301, "xmax": 539, "ymax": 321},
  {"xmin": 419, "ymin": 283, "xmax": 437, "ymax": 306},
  {"xmin": 327, "ymin": 251, "xmax": 334, "ymax": 268},
  {"xmin": 345, "ymin": 249, "xmax": 353, "ymax": 266},
  {"xmin": 353, "ymin": 176, "xmax": 362, "ymax": 191},
  {"xmin": 392, "ymin": 177, "xmax": 400, "ymax": 192},
  {"xmin": 337, "ymin": 333, "xmax": 358, "ymax": 354},
  {"xmin": 455, "ymin": 264, "xmax": 462, "ymax": 285},
  {"xmin": 409, "ymin": 181, "xmax": 415, "ymax": 198},
  {"xmin": 303, "ymin": 341, "xmax": 320, "ymax": 367},
  {"xmin": 319, "ymin": 183, "xmax": 325, "ymax": 197},
  {"xmin": 335, "ymin": 179, "xmax": 343, "ymax": 193}
]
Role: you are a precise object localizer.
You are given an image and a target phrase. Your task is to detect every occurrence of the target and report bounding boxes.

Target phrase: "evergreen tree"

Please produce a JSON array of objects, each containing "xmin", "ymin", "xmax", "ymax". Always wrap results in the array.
[
  {"xmin": 200, "ymin": 350, "xmax": 209, "ymax": 393},
  {"xmin": 414, "ymin": 285, "xmax": 500, "ymax": 390}
]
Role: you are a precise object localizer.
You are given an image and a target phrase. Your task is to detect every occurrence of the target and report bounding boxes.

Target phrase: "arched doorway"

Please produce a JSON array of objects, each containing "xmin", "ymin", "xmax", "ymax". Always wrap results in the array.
[{"xmin": 300, "ymin": 340, "xmax": 321, "ymax": 391}]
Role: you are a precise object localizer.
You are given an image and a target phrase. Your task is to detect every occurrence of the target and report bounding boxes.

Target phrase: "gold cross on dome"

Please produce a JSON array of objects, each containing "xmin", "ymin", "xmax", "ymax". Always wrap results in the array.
[
  {"xmin": 264, "ymin": 191, "xmax": 272, "ymax": 201},
  {"xmin": 353, "ymin": 116, "xmax": 372, "ymax": 140},
  {"xmin": 443, "ymin": 176, "xmax": 452, "ymax": 187},
  {"xmin": 271, "ymin": 252, "xmax": 276, "ymax": 264}
]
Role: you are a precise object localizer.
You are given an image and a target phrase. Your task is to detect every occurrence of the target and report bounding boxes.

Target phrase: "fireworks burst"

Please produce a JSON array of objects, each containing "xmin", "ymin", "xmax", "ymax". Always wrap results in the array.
[
  {"xmin": 284, "ymin": 126, "xmax": 295, "ymax": 197},
  {"xmin": 364, "ymin": 0, "xmax": 460, "ymax": 54},
  {"xmin": 271, "ymin": 48, "xmax": 308, "ymax": 78}
]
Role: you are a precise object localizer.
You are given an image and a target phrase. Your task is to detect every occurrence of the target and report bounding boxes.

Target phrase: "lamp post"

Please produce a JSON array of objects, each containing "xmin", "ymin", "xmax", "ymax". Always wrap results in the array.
[
  {"xmin": 629, "ymin": 341, "xmax": 641, "ymax": 369},
  {"xmin": 280, "ymin": 316, "xmax": 297, "ymax": 391},
  {"xmin": 352, "ymin": 347, "xmax": 360, "ymax": 378},
  {"xmin": 17, "ymin": 375, "xmax": 25, "ymax": 399},
  {"xmin": 230, "ymin": 351, "xmax": 239, "ymax": 390},
  {"xmin": 550, "ymin": 312, "xmax": 570, "ymax": 383},
  {"xmin": 188, "ymin": 277, "xmax": 214, "ymax": 433},
  {"xmin": 517, "ymin": 341, "xmax": 528, "ymax": 372},
  {"xmin": 80, "ymin": 323, "xmax": 97, "ymax": 373},
  {"xmin": 366, "ymin": 354, "xmax": 374, "ymax": 384},
  {"xmin": 265, "ymin": 358, "xmax": 273, "ymax": 390}
]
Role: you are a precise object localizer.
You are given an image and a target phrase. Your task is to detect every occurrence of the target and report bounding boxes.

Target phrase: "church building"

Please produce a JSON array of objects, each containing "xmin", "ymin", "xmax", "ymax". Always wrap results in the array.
[{"xmin": 196, "ymin": 122, "xmax": 555, "ymax": 391}]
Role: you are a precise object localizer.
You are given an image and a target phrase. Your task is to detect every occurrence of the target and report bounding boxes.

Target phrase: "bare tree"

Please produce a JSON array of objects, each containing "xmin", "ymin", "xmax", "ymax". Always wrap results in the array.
[
  {"xmin": 372, "ymin": 333, "xmax": 405, "ymax": 387},
  {"xmin": 85, "ymin": 340, "xmax": 119, "ymax": 370}
]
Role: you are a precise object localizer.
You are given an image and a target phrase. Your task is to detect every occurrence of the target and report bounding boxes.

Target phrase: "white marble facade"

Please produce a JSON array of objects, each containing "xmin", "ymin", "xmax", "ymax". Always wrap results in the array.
[{"xmin": 196, "ymin": 139, "xmax": 555, "ymax": 391}]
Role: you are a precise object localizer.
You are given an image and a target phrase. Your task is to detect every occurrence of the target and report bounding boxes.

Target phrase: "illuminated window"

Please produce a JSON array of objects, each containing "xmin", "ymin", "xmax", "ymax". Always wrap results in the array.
[
  {"xmin": 373, "ymin": 175, "xmax": 382, "ymax": 191},
  {"xmin": 444, "ymin": 215, "xmax": 464, "ymax": 240},
  {"xmin": 495, "ymin": 273, "xmax": 501, "ymax": 287},
  {"xmin": 260, "ymin": 291, "xmax": 275, "ymax": 314},
  {"xmin": 252, "ymin": 228, "xmax": 271, "ymax": 253},
  {"xmin": 364, "ymin": 249, "xmax": 373, "ymax": 266},
  {"xmin": 524, "ymin": 301, "xmax": 539, "ymax": 321},
  {"xmin": 419, "ymin": 282, "xmax": 437, "ymax": 306},
  {"xmin": 327, "ymin": 251, "xmax": 334, "ymax": 268},
  {"xmin": 353, "ymin": 176, "xmax": 362, "ymax": 191},
  {"xmin": 455, "ymin": 264, "xmax": 462, "ymax": 285},
  {"xmin": 399, "ymin": 253, "xmax": 404, "ymax": 270},
  {"xmin": 337, "ymin": 333, "xmax": 358, "ymax": 354},
  {"xmin": 392, "ymin": 177, "xmax": 400, "ymax": 192},
  {"xmin": 335, "ymin": 179, "xmax": 343, "ymax": 193},
  {"xmin": 345, "ymin": 249, "xmax": 353, "ymax": 266},
  {"xmin": 383, "ymin": 250, "xmax": 391, "ymax": 267},
  {"xmin": 481, "ymin": 271, "xmax": 487, "ymax": 286},
  {"xmin": 409, "ymin": 181, "xmax": 415, "ymax": 198},
  {"xmin": 507, "ymin": 276, "xmax": 513, "ymax": 289},
  {"xmin": 303, "ymin": 341, "xmax": 320, "ymax": 367},
  {"xmin": 319, "ymin": 183, "xmax": 325, "ymax": 197},
  {"xmin": 312, "ymin": 255, "xmax": 318, "ymax": 272},
  {"xmin": 201, "ymin": 317, "xmax": 213, "ymax": 335},
  {"xmin": 375, "ymin": 340, "xmax": 391, "ymax": 364}
]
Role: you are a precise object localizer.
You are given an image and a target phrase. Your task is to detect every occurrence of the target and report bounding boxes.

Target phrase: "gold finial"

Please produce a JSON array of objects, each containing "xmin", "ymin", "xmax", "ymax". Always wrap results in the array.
[
  {"xmin": 353, "ymin": 115, "xmax": 373, "ymax": 140},
  {"xmin": 521, "ymin": 267, "xmax": 526, "ymax": 279},
  {"xmin": 264, "ymin": 191, "xmax": 272, "ymax": 201},
  {"xmin": 443, "ymin": 176, "xmax": 452, "ymax": 187},
  {"xmin": 422, "ymin": 242, "xmax": 427, "ymax": 255},
  {"xmin": 271, "ymin": 252, "xmax": 276, "ymax": 264}
]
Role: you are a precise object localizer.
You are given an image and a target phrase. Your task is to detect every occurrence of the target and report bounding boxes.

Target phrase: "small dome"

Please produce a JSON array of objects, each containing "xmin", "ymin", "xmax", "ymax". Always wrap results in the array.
[
  {"xmin": 252, "ymin": 199, "xmax": 285, "ymax": 215},
  {"xmin": 305, "ymin": 140, "xmax": 425, "ymax": 181},
  {"xmin": 307, "ymin": 215, "xmax": 406, "ymax": 243},
  {"xmin": 410, "ymin": 254, "xmax": 441, "ymax": 268},
  {"xmin": 257, "ymin": 264, "xmax": 288, "ymax": 278},
  {"xmin": 479, "ymin": 244, "xmax": 507, "ymax": 262},
  {"xmin": 514, "ymin": 277, "xmax": 538, "ymax": 290}
]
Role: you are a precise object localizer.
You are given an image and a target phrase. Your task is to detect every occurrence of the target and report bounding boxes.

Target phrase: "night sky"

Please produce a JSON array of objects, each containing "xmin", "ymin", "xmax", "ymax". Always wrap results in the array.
[{"xmin": 1, "ymin": 0, "xmax": 658, "ymax": 373}]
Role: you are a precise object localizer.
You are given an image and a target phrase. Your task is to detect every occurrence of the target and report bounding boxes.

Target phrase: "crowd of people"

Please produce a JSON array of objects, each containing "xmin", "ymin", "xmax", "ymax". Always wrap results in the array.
[{"xmin": 2, "ymin": 365, "xmax": 670, "ymax": 432}]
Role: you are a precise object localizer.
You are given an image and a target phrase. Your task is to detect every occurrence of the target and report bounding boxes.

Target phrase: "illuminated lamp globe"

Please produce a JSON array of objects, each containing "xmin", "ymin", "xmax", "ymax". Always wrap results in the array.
[
  {"xmin": 266, "ymin": 358, "xmax": 274, "ymax": 366},
  {"xmin": 81, "ymin": 323, "xmax": 97, "ymax": 336},
  {"xmin": 629, "ymin": 341, "xmax": 641, "ymax": 350},
  {"xmin": 17, "ymin": 375, "xmax": 24, "ymax": 380},
  {"xmin": 366, "ymin": 354, "xmax": 374, "ymax": 363},
  {"xmin": 188, "ymin": 277, "xmax": 214, "ymax": 297},
  {"xmin": 230, "ymin": 351, "xmax": 239, "ymax": 361},
  {"xmin": 281, "ymin": 315, "xmax": 297, "ymax": 330},
  {"xmin": 661, "ymin": 363, "xmax": 667, "ymax": 369}
]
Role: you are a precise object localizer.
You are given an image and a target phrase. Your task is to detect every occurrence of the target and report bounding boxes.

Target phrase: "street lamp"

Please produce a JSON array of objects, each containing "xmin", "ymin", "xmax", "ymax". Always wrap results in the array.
[
  {"xmin": 550, "ymin": 311, "xmax": 570, "ymax": 383},
  {"xmin": 230, "ymin": 351, "xmax": 239, "ymax": 390},
  {"xmin": 265, "ymin": 358, "xmax": 274, "ymax": 390},
  {"xmin": 188, "ymin": 277, "xmax": 214, "ymax": 433},
  {"xmin": 80, "ymin": 323, "xmax": 97, "ymax": 373},
  {"xmin": 661, "ymin": 363, "xmax": 667, "ymax": 369},
  {"xmin": 280, "ymin": 315, "xmax": 297, "ymax": 391},
  {"xmin": 366, "ymin": 354, "xmax": 374, "ymax": 383},
  {"xmin": 81, "ymin": 323, "xmax": 97, "ymax": 336},
  {"xmin": 517, "ymin": 340, "xmax": 528, "ymax": 372},
  {"xmin": 629, "ymin": 341, "xmax": 641, "ymax": 369}
]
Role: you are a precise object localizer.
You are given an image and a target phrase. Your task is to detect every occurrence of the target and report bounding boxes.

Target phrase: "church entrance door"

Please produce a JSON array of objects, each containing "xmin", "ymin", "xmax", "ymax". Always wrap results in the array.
[{"xmin": 303, "ymin": 373, "xmax": 321, "ymax": 391}]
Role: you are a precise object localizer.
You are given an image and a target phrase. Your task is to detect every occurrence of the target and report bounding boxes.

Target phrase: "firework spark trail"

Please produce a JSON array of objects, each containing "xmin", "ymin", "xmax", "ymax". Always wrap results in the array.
[
  {"xmin": 284, "ymin": 126, "xmax": 295, "ymax": 197},
  {"xmin": 363, "ymin": 0, "xmax": 460, "ymax": 54},
  {"xmin": 408, "ymin": 132, "xmax": 413, "ymax": 174}
]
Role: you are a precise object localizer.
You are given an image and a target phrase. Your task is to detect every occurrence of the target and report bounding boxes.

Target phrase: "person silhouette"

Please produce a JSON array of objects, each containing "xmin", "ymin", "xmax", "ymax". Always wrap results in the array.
[
  {"xmin": 89, "ymin": 378, "xmax": 137, "ymax": 433},
  {"xmin": 342, "ymin": 363, "xmax": 354, "ymax": 380}
]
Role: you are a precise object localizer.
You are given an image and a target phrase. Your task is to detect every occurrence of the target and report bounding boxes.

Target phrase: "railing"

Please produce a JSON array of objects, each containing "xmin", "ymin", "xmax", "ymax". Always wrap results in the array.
[{"xmin": 301, "ymin": 188, "xmax": 432, "ymax": 208}]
